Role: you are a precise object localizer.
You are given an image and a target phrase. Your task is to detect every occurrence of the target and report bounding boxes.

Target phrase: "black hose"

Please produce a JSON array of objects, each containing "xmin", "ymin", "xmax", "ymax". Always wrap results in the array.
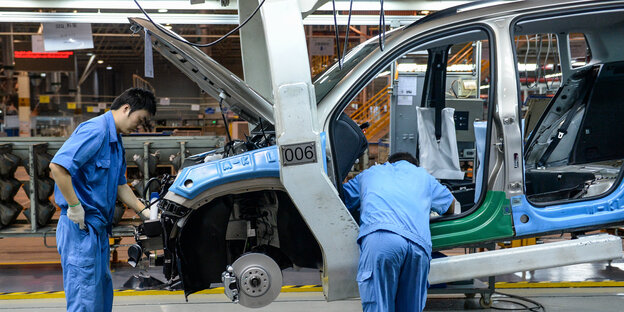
[
  {"xmin": 341, "ymin": 0, "xmax": 354, "ymax": 66},
  {"xmin": 379, "ymin": 0, "xmax": 386, "ymax": 51},
  {"xmin": 143, "ymin": 177, "xmax": 162, "ymax": 201},
  {"xmin": 331, "ymin": 0, "xmax": 342, "ymax": 69},
  {"xmin": 134, "ymin": 0, "xmax": 266, "ymax": 48},
  {"xmin": 490, "ymin": 291, "xmax": 546, "ymax": 312}
]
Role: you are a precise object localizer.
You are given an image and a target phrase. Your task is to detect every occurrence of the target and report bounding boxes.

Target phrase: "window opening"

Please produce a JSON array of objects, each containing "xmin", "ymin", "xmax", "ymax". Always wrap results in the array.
[
  {"xmin": 519, "ymin": 28, "xmax": 624, "ymax": 204},
  {"xmin": 337, "ymin": 29, "xmax": 492, "ymax": 217}
]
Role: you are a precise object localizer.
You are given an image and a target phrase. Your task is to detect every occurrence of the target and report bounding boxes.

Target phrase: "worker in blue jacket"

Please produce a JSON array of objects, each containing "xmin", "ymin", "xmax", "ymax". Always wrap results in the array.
[
  {"xmin": 343, "ymin": 152, "xmax": 456, "ymax": 312},
  {"xmin": 49, "ymin": 88, "xmax": 156, "ymax": 312}
]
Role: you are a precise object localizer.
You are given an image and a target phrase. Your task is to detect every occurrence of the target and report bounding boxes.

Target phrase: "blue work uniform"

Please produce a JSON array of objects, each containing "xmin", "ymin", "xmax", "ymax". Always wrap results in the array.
[
  {"xmin": 343, "ymin": 160, "xmax": 454, "ymax": 312},
  {"xmin": 52, "ymin": 111, "xmax": 127, "ymax": 312}
]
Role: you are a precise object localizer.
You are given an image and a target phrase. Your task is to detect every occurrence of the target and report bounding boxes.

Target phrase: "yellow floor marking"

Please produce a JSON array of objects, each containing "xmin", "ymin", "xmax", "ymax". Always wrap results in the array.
[
  {"xmin": 495, "ymin": 281, "xmax": 624, "ymax": 288},
  {"xmin": 5, "ymin": 281, "xmax": 624, "ymax": 300},
  {"xmin": 0, "ymin": 261, "xmax": 61, "ymax": 266}
]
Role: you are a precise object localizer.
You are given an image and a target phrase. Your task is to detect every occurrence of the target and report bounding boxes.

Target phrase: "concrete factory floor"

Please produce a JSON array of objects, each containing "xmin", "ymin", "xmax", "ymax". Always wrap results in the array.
[
  {"xmin": 2, "ymin": 254, "xmax": 624, "ymax": 311},
  {"xmin": 2, "ymin": 166, "xmax": 624, "ymax": 311},
  {"xmin": 2, "ymin": 288, "xmax": 624, "ymax": 311}
]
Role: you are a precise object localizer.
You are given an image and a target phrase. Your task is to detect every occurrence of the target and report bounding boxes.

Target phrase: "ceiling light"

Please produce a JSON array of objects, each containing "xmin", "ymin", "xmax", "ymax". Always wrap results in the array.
[
  {"xmin": 545, "ymin": 73, "xmax": 562, "ymax": 79},
  {"xmin": 106, "ymin": 66, "xmax": 112, "ymax": 70},
  {"xmin": 97, "ymin": 60, "xmax": 104, "ymax": 64},
  {"xmin": 397, "ymin": 63, "xmax": 427, "ymax": 72},
  {"xmin": 163, "ymin": 24, "xmax": 173, "ymax": 30},
  {"xmin": 158, "ymin": 9, "xmax": 168, "ymax": 13}
]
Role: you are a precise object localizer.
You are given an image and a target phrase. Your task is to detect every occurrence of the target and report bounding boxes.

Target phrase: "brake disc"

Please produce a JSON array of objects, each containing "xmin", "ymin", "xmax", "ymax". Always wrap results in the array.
[{"xmin": 231, "ymin": 253, "xmax": 282, "ymax": 308}]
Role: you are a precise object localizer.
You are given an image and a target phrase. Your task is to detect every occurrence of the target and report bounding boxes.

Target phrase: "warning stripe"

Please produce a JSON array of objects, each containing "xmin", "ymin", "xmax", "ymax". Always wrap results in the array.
[
  {"xmin": 0, "ymin": 285, "xmax": 322, "ymax": 300},
  {"xmin": 495, "ymin": 280, "xmax": 624, "ymax": 288},
  {"xmin": 4, "ymin": 281, "xmax": 623, "ymax": 300},
  {"xmin": 0, "ymin": 261, "xmax": 61, "ymax": 266}
]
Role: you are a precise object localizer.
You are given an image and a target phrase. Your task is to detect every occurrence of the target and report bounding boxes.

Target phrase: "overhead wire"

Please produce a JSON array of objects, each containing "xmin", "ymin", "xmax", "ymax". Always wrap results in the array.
[
  {"xmin": 534, "ymin": 34, "xmax": 544, "ymax": 89},
  {"xmin": 543, "ymin": 33, "xmax": 552, "ymax": 91},
  {"xmin": 333, "ymin": 0, "xmax": 385, "ymax": 69},
  {"xmin": 379, "ymin": 0, "xmax": 386, "ymax": 51},
  {"xmin": 340, "ymin": 0, "xmax": 355, "ymax": 66},
  {"xmin": 524, "ymin": 35, "xmax": 531, "ymax": 89},
  {"xmin": 137, "ymin": 0, "xmax": 387, "ymax": 71},
  {"xmin": 133, "ymin": 0, "xmax": 266, "ymax": 48},
  {"xmin": 331, "ymin": 0, "xmax": 343, "ymax": 69},
  {"xmin": 546, "ymin": 34, "xmax": 560, "ymax": 90}
]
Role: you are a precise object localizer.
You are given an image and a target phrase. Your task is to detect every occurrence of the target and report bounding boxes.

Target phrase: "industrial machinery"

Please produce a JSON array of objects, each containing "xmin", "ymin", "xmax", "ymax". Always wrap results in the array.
[
  {"xmin": 127, "ymin": 0, "xmax": 624, "ymax": 308},
  {"xmin": 0, "ymin": 136, "xmax": 221, "ymax": 234}
]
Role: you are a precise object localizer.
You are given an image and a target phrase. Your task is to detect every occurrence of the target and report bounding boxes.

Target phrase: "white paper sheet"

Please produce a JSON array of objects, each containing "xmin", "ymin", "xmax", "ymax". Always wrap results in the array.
[
  {"xmin": 397, "ymin": 95, "xmax": 413, "ymax": 106},
  {"xmin": 397, "ymin": 76, "xmax": 417, "ymax": 96},
  {"xmin": 43, "ymin": 23, "xmax": 93, "ymax": 51}
]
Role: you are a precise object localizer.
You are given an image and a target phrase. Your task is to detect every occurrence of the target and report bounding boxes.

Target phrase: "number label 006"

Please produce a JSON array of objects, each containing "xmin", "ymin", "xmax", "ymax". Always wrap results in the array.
[{"xmin": 280, "ymin": 142, "xmax": 317, "ymax": 166}]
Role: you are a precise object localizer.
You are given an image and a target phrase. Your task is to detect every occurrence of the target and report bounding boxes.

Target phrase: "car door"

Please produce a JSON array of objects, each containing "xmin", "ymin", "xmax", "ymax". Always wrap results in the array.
[
  {"xmin": 319, "ymin": 0, "xmax": 624, "ymax": 250},
  {"xmin": 317, "ymin": 17, "xmax": 516, "ymax": 250},
  {"xmin": 509, "ymin": 4, "xmax": 624, "ymax": 237}
]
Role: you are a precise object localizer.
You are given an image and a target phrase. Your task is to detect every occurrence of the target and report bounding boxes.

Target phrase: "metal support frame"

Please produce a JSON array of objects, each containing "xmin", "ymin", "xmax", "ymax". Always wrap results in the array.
[
  {"xmin": 179, "ymin": 141, "xmax": 186, "ymax": 165},
  {"xmin": 429, "ymin": 243, "xmax": 496, "ymax": 305},
  {"xmin": 28, "ymin": 144, "xmax": 41, "ymax": 232},
  {"xmin": 0, "ymin": 136, "xmax": 221, "ymax": 164},
  {"xmin": 486, "ymin": 18, "xmax": 524, "ymax": 197},
  {"xmin": 143, "ymin": 141, "xmax": 151, "ymax": 191},
  {"xmin": 0, "ymin": 136, "xmax": 221, "ymax": 238},
  {"xmin": 259, "ymin": 0, "xmax": 359, "ymax": 301},
  {"xmin": 238, "ymin": 0, "xmax": 273, "ymax": 101},
  {"xmin": 429, "ymin": 234, "xmax": 624, "ymax": 285}
]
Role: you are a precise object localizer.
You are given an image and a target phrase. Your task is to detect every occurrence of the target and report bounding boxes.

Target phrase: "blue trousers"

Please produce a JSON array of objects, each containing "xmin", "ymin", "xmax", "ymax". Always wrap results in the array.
[
  {"xmin": 56, "ymin": 215, "xmax": 113, "ymax": 312},
  {"xmin": 357, "ymin": 230, "xmax": 430, "ymax": 312}
]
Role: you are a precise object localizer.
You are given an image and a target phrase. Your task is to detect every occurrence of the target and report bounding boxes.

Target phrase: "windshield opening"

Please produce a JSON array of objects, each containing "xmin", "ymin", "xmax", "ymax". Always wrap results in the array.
[{"xmin": 312, "ymin": 33, "xmax": 395, "ymax": 103}]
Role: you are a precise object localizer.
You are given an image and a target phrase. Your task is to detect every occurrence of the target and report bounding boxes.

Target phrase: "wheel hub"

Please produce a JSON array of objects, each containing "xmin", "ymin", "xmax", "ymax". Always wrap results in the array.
[
  {"xmin": 225, "ymin": 253, "xmax": 283, "ymax": 308},
  {"xmin": 240, "ymin": 266, "xmax": 270, "ymax": 297}
]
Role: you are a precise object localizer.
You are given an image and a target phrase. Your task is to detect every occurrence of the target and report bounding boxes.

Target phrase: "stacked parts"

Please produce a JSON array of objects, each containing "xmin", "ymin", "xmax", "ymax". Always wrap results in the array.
[
  {"xmin": 22, "ymin": 144, "xmax": 56, "ymax": 228},
  {"xmin": 0, "ymin": 144, "xmax": 23, "ymax": 228}
]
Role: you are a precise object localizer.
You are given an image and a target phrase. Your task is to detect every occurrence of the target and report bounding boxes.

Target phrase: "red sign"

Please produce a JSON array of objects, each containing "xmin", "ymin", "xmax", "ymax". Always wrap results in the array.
[{"xmin": 14, "ymin": 51, "xmax": 74, "ymax": 59}]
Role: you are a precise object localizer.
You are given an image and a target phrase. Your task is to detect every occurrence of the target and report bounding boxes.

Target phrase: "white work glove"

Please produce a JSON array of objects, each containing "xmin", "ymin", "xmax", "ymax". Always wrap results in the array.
[
  {"xmin": 139, "ymin": 205, "xmax": 151, "ymax": 220},
  {"xmin": 67, "ymin": 203, "xmax": 86, "ymax": 230}
]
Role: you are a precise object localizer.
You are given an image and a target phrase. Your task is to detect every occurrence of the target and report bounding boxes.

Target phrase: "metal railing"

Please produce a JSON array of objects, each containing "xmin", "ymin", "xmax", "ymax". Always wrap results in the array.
[
  {"xmin": 0, "ymin": 136, "xmax": 223, "ymax": 237},
  {"xmin": 349, "ymin": 85, "xmax": 391, "ymax": 141}
]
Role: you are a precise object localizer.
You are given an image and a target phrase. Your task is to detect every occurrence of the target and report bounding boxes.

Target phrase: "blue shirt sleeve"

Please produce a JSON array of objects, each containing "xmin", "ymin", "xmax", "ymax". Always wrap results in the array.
[
  {"xmin": 118, "ymin": 152, "xmax": 127, "ymax": 185},
  {"xmin": 51, "ymin": 123, "xmax": 105, "ymax": 176},
  {"xmin": 342, "ymin": 174, "xmax": 361, "ymax": 212},
  {"xmin": 429, "ymin": 175, "xmax": 454, "ymax": 215}
]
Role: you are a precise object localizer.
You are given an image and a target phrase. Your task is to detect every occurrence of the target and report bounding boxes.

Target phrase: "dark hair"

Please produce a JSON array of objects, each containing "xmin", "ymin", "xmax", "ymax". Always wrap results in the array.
[
  {"xmin": 388, "ymin": 152, "xmax": 419, "ymax": 166},
  {"xmin": 111, "ymin": 88, "xmax": 156, "ymax": 116}
]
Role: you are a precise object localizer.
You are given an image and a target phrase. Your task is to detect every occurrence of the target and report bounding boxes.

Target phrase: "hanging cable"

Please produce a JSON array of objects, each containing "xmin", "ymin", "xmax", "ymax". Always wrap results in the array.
[
  {"xmin": 524, "ymin": 35, "xmax": 531, "ymax": 89},
  {"xmin": 341, "ymin": 0, "xmax": 355, "ymax": 66},
  {"xmin": 543, "ymin": 33, "xmax": 552, "ymax": 91},
  {"xmin": 379, "ymin": 0, "xmax": 386, "ymax": 51},
  {"xmin": 134, "ymin": 0, "xmax": 265, "ymax": 48},
  {"xmin": 331, "ymin": 0, "xmax": 343, "ymax": 69},
  {"xmin": 534, "ymin": 34, "xmax": 543, "ymax": 89}
]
